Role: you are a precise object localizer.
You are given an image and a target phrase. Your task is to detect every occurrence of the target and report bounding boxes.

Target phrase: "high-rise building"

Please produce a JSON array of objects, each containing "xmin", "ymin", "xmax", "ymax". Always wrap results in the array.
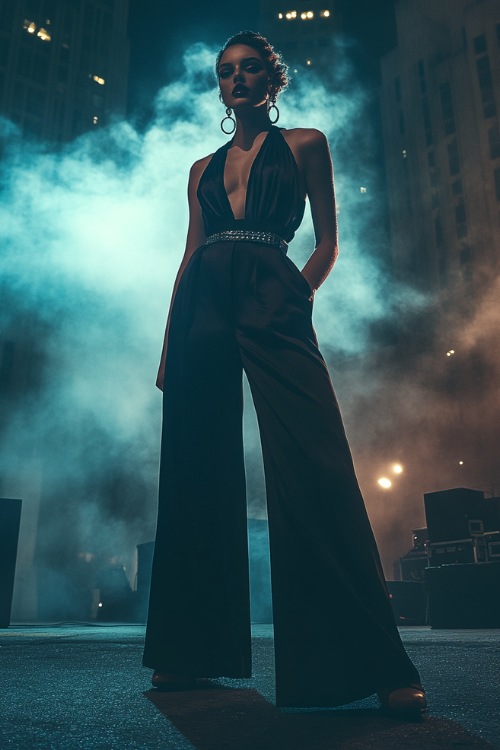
[
  {"xmin": 259, "ymin": 0, "xmax": 340, "ymax": 71},
  {"xmin": 380, "ymin": 0, "xmax": 500, "ymax": 298},
  {"xmin": 0, "ymin": 0, "xmax": 130, "ymax": 621},
  {"xmin": 0, "ymin": 0, "xmax": 130, "ymax": 142}
]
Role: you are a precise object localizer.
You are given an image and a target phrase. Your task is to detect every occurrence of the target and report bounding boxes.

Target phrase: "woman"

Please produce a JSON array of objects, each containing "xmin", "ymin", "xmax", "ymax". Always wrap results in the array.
[{"xmin": 143, "ymin": 31, "xmax": 426, "ymax": 716}]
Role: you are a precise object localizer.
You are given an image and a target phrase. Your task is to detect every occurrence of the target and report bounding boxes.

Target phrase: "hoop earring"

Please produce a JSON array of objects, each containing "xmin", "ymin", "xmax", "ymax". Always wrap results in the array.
[
  {"xmin": 267, "ymin": 99, "xmax": 280, "ymax": 124},
  {"xmin": 220, "ymin": 107, "xmax": 236, "ymax": 134}
]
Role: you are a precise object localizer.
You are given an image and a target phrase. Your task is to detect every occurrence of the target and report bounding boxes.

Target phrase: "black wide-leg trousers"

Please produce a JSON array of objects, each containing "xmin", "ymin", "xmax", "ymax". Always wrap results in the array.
[{"xmin": 143, "ymin": 240, "xmax": 421, "ymax": 707}]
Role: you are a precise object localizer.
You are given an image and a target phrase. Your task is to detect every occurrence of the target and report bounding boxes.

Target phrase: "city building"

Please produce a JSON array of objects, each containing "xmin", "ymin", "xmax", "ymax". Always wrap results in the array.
[
  {"xmin": 380, "ymin": 0, "xmax": 500, "ymax": 299},
  {"xmin": 376, "ymin": 0, "xmax": 500, "ymax": 520},
  {"xmin": 259, "ymin": 0, "xmax": 339, "ymax": 71},
  {"xmin": 0, "ymin": 0, "xmax": 131, "ymax": 621},
  {"xmin": 0, "ymin": 0, "xmax": 130, "ymax": 142}
]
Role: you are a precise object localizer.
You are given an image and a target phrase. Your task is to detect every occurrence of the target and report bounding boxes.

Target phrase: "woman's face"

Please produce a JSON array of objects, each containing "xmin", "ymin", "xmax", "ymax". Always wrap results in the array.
[{"xmin": 218, "ymin": 44, "xmax": 270, "ymax": 110}]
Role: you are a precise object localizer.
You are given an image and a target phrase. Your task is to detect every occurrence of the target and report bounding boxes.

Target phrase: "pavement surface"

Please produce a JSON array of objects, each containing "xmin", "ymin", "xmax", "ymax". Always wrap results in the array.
[{"xmin": 0, "ymin": 623, "xmax": 498, "ymax": 749}]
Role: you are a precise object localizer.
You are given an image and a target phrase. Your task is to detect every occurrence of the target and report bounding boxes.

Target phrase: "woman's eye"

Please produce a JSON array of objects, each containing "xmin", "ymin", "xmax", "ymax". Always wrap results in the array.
[{"xmin": 219, "ymin": 69, "xmax": 232, "ymax": 79}]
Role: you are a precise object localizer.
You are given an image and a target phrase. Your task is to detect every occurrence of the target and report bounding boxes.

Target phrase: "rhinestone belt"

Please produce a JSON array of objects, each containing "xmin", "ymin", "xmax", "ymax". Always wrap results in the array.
[{"xmin": 205, "ymin": 230, "xmax": 288, "ymax": 253}]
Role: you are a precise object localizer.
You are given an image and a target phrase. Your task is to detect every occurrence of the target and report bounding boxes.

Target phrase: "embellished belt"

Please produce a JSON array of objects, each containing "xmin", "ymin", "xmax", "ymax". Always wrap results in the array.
[{"xmin": 205, "ymin": 229, "xmax": 288, "ymax": 253}]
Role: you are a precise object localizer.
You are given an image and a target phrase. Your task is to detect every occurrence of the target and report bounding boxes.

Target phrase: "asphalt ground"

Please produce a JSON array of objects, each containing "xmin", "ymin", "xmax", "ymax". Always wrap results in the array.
[{"xmin": 0, "ymin": 624, "xmax": 498, "ymax": 749}]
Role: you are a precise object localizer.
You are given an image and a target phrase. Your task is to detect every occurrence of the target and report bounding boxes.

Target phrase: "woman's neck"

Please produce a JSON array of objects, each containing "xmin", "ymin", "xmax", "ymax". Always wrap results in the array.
[{"xmin": 231, "ymin": 106, "xmax": 273, "ymax": 149}]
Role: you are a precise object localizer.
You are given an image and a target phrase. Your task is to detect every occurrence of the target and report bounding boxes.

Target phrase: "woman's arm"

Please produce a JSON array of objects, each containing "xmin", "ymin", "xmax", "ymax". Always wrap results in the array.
[
  {"xmin": 156, "ymin": 158, "xmax": 209, "ymax": 391},
  {"xmin": 299, "ymin": 130, "xmax": 339, "ymax": 294}
]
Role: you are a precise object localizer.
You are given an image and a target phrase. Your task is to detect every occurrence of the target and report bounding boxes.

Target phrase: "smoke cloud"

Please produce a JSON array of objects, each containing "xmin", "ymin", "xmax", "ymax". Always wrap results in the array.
[{"xmin": 1, "ymin": 39, "xmax": 498, "ymax": 619}]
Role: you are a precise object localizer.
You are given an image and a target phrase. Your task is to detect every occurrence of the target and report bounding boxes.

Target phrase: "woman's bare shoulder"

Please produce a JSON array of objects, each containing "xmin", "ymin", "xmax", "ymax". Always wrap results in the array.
[
  {"xmin": 190, "ymin": 153, "xmax": 213, "ymax": 177},
  {"xmin": 281, "ymin": 127, "xmax": 328, "ymax": 148}
]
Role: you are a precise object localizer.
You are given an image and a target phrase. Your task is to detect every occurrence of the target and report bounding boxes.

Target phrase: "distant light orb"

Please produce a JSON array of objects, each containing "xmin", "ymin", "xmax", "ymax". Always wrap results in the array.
[
  {"xmin": 446, "ymin": 349, "xmax": 455, "ymax": 357},
  {"xmin": 392, "ymin": 463, "xmax": 403, "ymax": 474},
  {"xmin": 378, "ymin": 477, "xmax": 392, "ymax": 489},
  {"xmin": 459, "ymin": 460, "xmax": 464, "ymax": 466}
]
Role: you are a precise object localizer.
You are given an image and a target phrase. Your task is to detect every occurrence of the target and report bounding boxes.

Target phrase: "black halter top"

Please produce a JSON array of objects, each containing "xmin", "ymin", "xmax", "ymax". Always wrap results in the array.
[{"xmin": 197, "ymin": 126, "xmax": 306, "ymax": 244}]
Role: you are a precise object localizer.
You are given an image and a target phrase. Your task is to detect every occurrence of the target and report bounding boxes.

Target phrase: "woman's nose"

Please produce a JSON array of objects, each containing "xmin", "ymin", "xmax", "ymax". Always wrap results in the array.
[{"xmin": 233, "ymin": 68, "xmax": 245, "ymax": 82}]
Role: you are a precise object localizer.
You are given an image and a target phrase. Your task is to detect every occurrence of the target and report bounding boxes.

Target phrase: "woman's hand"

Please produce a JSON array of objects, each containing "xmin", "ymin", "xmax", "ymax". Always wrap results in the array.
[{"xmin": 156, "ymin": 364, "xmax": 165, "ymax": 392}]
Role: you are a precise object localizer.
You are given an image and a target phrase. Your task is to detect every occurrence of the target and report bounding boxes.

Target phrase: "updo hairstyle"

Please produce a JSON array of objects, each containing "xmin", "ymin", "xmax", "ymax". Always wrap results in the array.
[{"xmin": 215, "ymin": 31, "xmax": 289, "ymax": 101}]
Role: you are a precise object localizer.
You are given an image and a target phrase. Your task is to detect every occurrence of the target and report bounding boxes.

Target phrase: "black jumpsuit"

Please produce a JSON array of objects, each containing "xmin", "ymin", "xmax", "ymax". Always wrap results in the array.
[{"xmin": 143, "ymin": 126, "xmax": 421, "ymax": 707}]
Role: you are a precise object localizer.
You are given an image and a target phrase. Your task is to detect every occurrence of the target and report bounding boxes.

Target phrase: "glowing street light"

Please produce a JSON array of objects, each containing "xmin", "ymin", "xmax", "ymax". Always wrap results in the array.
[
  {"xmin": 392, "ymin": 463, "xmax": 403, "ymax": 475},
  {"xmin": 378, "ymin": 477, "xmax": 392, "ymax": 489}
]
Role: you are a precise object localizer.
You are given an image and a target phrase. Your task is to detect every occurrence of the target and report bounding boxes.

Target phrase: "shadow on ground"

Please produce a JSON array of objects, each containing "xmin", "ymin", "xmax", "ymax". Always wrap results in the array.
[{"xmin": 147, "ymin": 684, "xmax": 494, "ymax": 750}]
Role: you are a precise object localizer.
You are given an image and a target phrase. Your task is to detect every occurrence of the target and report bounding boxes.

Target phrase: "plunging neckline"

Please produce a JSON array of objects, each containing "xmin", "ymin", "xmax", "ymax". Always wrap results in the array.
[{"xmin": 221, "ymin": 127, "xmax": 274, "ymax": 221}]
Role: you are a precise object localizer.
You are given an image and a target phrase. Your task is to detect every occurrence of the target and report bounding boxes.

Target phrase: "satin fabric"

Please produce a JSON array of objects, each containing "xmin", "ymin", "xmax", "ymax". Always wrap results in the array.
[{"xmin": 197, "ymin": 126, "xmax": 305, "ymax": 242}]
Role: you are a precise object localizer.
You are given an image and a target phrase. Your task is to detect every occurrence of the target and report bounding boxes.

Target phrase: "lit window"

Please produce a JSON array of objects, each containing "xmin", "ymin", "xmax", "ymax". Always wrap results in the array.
[
  {"xmin": 402, "ymin": 149, "xmax": 407, "ymax": 158},
  {"xmin": 307, "ymin": 11, "xmax": 314, "ymax": 18},
  {"xmin": 360, "ymin": 187, "xmax": 367, "ymax": 193},
  {"xmin": 306, "ymin": 59, "xmax": 312, "ymax": 66},
  {"xmin": 37, "ymin": 27, "xmax": 51, "ymax": 42},
  {"xmin": 301, "ymin": 12, "xmax": 307, "ymax": 18},
  {"xmin": 93, "ymin": 116, "xmax": 99, "ymax": 124},
  {"xmin": 321, "ymin": 9, "xmax": 331, "ymax": 17},
  {"xmin": 23, "ymin": 19, "xmax": 36, "ymax": 34},
  {"xmin": 286, "ymin": 12, "xmax": 292, "ymax": 19},
  {"xmin": 91, "ymin": 75, "xmax": 105, "ymax": 85},
  {"xmin": 278, "ymin": 12, "xmax": 283, "ymax": 18}
]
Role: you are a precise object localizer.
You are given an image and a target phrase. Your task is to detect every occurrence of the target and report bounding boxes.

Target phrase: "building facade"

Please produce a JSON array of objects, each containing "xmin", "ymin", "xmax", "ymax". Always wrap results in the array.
[
  {"xmin": 0, "ymin": 0, "xmax": 129, "ymax": 142},
  {"xmin": 259, "ymin": 0, "xmax": 339, "ymax": 71},
  {"xmin": 380, "ymin": 0, "xmax": 500, "ymax": 298},
  {"xmin": 0, "ymin": 0, "xmax": 131, "ymax": 621}
]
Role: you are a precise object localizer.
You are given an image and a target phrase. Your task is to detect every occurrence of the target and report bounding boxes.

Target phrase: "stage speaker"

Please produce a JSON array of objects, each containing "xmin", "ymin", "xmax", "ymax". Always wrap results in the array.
[
  {"xmin": 399, "ymin": 550, "xmax": 428, "ymax": 582},
  {"xmin": 424, "ymin": 487, "xmax": 484, "ymax": 542},
  {"xmin": 481, "ymin": 497, "xmax": 500, "ymax": 533},
  {"xmin": 0, "ymin": 498, "xmax": 22, "ymax": 628},
  {"xmin": 425, "ymin": 562, "xmax": 500, "ymax": 628},
  {"xmin": 386, "ymin": 581, "xmax": 428, "ymax": 625}
]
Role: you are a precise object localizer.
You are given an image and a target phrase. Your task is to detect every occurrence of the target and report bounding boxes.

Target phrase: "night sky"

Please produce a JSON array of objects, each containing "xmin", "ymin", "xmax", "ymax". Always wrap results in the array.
[{"xmin": 127, "ymin": 0, "xmax": 397, "ymax": 115}]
